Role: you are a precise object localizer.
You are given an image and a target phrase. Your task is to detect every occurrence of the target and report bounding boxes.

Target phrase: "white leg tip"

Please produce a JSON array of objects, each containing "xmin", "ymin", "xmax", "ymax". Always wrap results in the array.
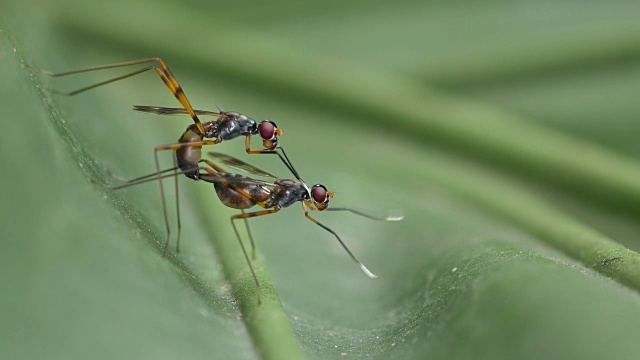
[
  {"xmin": 360, "ymin": 263, "xmax": 378, "ymax": 278},
  {"xmin": 385, "ymin": 209, "xmax": 404, "ymax": 221}
]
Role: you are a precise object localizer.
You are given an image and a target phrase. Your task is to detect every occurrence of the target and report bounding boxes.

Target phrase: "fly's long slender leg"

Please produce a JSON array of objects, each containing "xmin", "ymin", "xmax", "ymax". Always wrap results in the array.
[
  {"xmin": 302, "ymin": 203, "xmax": 378, "ymax": 279},
  {"xmin": 231, "ymin": 208, "xmax": 281, "ymax": 305},
  {"xmin": 154, "ymin": 140, "xmax": 218, "ymax": 257},
  {"xmin": 173, "ymin": 156, "xmax": 182, "ymax": 253},
  {"xmin": 45, "ymin": 67, "xmax": 155, "ymax": 95},
  {"xmin": 245, "ymin": 137, "xmax": 301, "ymax": 179},
  {"xmin": 26, "ymin": 58, "xmax": 206, "ymax": 135},
  {"xmin": 106, "ymin": 165, "xmax": 179, "ymax": 184},
  {"xmin": 104, "ymin": 159, "xmax": 213, "ymax": 186},
  {"xmin": 240, "ymin": 209, "xmax": 257, "ymax": 260},
  {"xmin": 201, "ymin": 159, "xmax": 227, "ymax": 174},
  {"xmin": 94, "ymin": 166, "xmax": 206, "ymax": 190},
  {"xmin": 274, "ymin": 146, "xmax": 296, "ymax": 174},
  {"xmin": 325, "ymin": 207, "xmax": 404, "ymax": 221},
  {"xmin": 247, "ymin": 148, "xmax": 298, "ymax": 180}
]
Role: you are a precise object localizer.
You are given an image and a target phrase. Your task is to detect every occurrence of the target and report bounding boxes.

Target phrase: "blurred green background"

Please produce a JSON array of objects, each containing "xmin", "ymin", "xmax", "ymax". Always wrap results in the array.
[{"xmin": 2, "ymin": 0, "xmax": 640, "ymax": 359}]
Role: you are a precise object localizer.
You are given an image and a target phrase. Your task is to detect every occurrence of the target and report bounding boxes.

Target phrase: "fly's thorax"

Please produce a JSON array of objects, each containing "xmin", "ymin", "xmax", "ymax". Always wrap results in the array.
[
  {"xmin": 271, "ymin": 179, "xmax": 308, "ymax": 209},
  {"xmin": 217, "ymin": 112, "xmax": 257, "ymax": 142},
  {"xmin": 202, "ymin": 121, "xmax": 218, "ymax": 138}
]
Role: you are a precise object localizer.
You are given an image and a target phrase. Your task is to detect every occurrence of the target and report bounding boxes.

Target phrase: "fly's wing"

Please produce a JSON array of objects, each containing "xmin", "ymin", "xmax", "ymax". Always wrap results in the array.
[
  {"xmin": 133, "ymin": 105, "xmax": 222, "ymax": 117},
  {"xmin": 199, "ymin": 172, "xmax": 277, "ymax": 188},
  {"xmin": 207, "ymin": 152, "xmax": 280, "ymax": 180}
]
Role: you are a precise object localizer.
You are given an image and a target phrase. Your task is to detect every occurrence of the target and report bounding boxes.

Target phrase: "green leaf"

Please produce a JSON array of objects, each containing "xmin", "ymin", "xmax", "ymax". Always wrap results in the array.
[{"xmin": 3, "ymin": 1, "xmax": 640, "ymax": 359}]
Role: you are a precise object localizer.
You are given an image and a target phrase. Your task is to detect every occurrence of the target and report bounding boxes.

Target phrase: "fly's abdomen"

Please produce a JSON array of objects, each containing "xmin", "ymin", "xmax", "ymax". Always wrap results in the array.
[
  {"xmin": 214, "ymin": 184, "xmax": 257, "ymax": 209},
  {"xmin": 212, "ymin": 174, "xmax": 267, "ymax": 209},
  {"xmin": 176, "ymin": 146, "xmax": 202, "ymax": 179},
  {"xmin": 177, "ymin": 125, "xmax": 205, "ymax": 179}
]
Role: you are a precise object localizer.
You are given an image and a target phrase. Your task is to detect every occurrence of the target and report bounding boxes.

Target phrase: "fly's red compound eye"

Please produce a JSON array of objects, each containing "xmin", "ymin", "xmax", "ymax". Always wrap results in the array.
[
  {"xmin": 258, "ymin": 120, "xmax": 278, "ymax": 140},
  {"xmin": 311, "ymin": 184, "xmax": 329, "ymax": 203}
]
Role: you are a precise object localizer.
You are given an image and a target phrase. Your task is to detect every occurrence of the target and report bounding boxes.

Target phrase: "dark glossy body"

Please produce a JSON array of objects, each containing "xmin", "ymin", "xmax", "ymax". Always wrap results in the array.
[
  {"xmin": 203, "ymin": 174, "xmax": 309, "ymax": 211},
  {"xmin": 265, "ymin": 180, "xmax": 310, "ymax": 209},
  {"xmin": 28, "ymin": 57, "xmax": 284, "ymax": 259},
  {"xmin": 203, "ymin": 173, "xmax": 271, "ymax": 209},
  {"xmin": 177, "ymin": 112, "xmax": 258, "ymax": 179}
]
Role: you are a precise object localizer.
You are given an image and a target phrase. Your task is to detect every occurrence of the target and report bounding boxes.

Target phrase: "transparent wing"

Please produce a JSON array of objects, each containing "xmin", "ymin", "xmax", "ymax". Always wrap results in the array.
[
  {"xmin": 133, "ymin": 105, "xmax": 222, "ymax": 117},
  {"xmin": 199, "ymin": 172, "xmax": 278, "ymax": 188},
  {"xmin": 207, "ymin": 152, "xmax": 280, "ymax": 180}
]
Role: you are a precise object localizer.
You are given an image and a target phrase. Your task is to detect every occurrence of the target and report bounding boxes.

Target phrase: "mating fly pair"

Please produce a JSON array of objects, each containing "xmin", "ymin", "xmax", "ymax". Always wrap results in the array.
[
  {"xmin": 26, "ymin": 58, "xmax": 294, "ymax": 255},
  {"xmin": 28, "ymin": 58, "xmax": 403, "ymax": 303}
]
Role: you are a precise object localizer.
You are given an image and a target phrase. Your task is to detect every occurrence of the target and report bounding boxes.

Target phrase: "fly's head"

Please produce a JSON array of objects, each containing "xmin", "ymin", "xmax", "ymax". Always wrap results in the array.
[
  {"xmin": 305, "ymin": 184, "xmax": 333, "ymax": 211},
  {"xmin": 258, "ymin": 120, "xmax": 282, "ymax": 150}
]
